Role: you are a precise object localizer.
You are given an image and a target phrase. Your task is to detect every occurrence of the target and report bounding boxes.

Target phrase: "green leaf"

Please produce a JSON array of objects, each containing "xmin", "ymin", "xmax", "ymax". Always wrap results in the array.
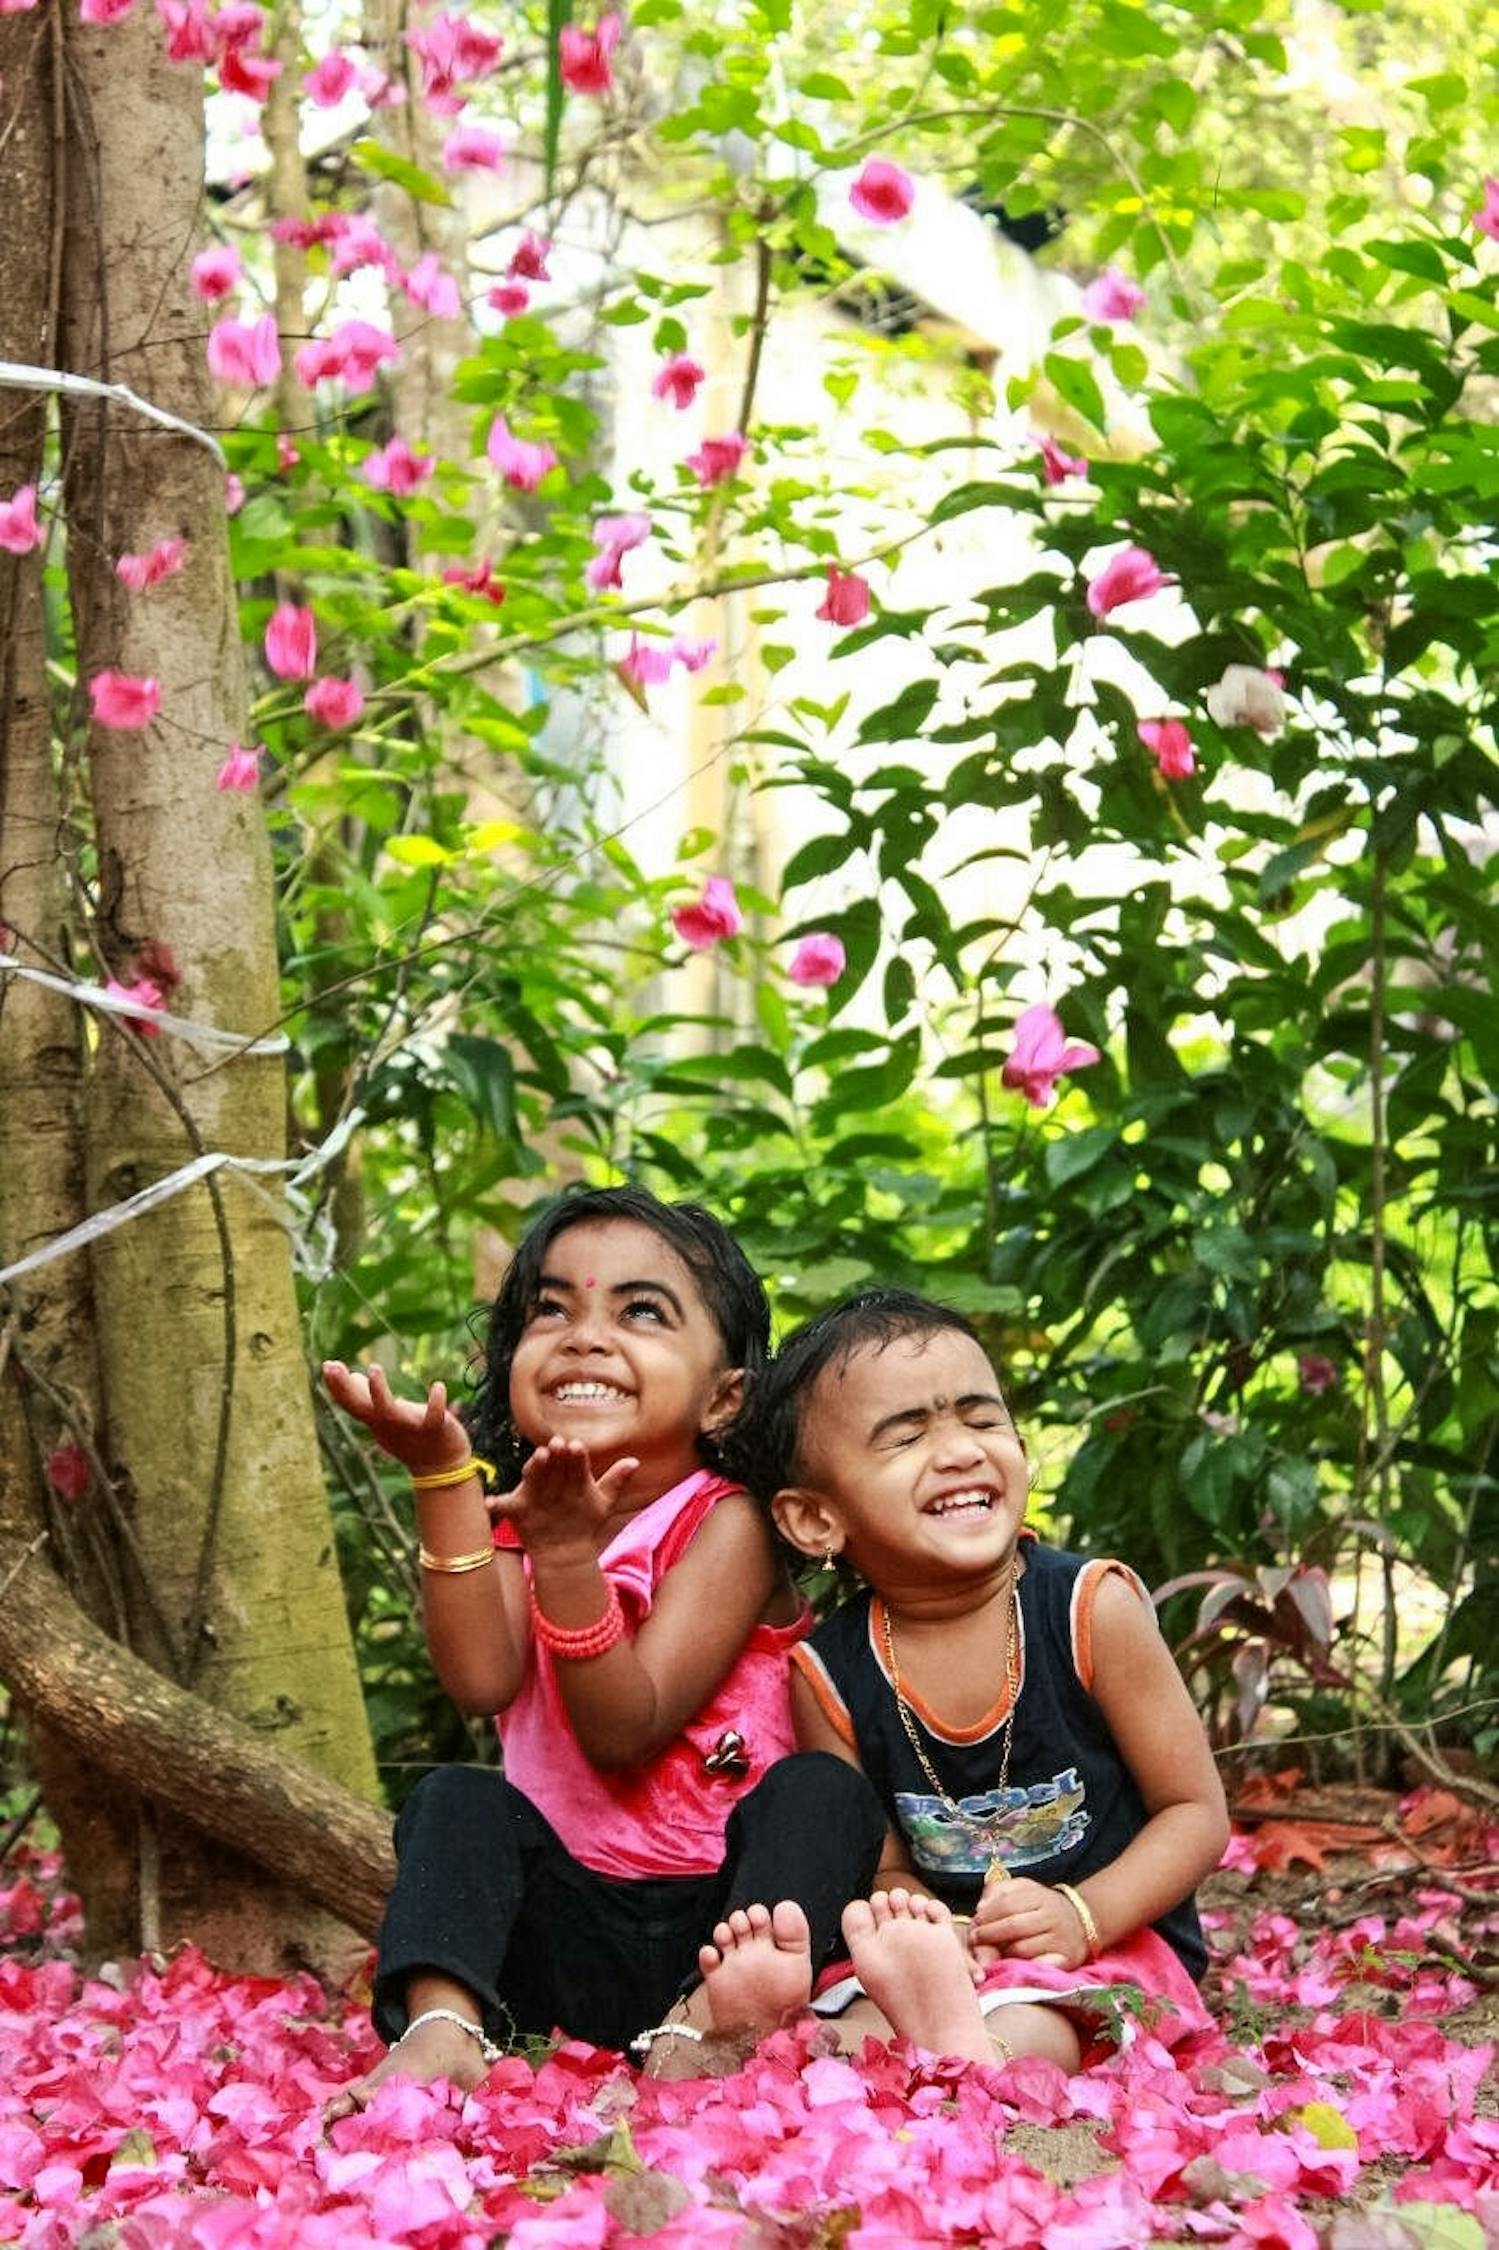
[
  {"xmin": 856, "ymin": 679, "xmax": 939, "ymax": 745},
  {"xmin": 1042, "ymin": 351, "xmax": 1108, "ymax": 435},
  {"xmin": 350, "ymin": 140, "xmax": 451, "ymax": 206}
]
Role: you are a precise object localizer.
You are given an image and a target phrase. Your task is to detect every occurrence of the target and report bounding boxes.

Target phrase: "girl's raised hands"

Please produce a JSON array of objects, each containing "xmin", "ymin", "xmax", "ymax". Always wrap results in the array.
[
  {"xmin": 494, "ymin": 1435, "xmax": 639, "ymax": 1559},
  {"xmin": 322, "ymin": 1360, "xmax": 470, "ymax": 1477}
]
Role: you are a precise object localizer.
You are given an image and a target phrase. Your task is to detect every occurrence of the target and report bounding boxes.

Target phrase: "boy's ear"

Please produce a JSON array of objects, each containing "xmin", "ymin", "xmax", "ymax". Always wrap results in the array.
[{"xmin": 771, "ymin": 1485, "xmax": 844, "ymax": 1561}]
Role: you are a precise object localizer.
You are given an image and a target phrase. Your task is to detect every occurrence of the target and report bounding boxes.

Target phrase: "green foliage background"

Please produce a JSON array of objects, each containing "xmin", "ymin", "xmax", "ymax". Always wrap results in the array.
[{"xmin": 189, "ymin": 0, "xmax": 1499, "ymax": 1796}]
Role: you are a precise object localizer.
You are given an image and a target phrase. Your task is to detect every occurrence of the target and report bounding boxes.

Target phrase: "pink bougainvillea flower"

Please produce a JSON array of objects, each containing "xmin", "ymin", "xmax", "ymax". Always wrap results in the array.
[
  {"xmin": 1036, "ymin": 431, "xmax": 1087, "ymax": 485},
  {"xmin": 849, "ymin": 157, "xmax": 915, "ymax": 224},
  {"xmin": 104, "ymin": 973, "xmax": 165, "ymax": 1033},
  {"xmin": 671, "ymin": 634, "xmax": 716, "ymax": 672},
  {"xmin": 302, "ymin": 48, "xmax": 356, "ymax": 105},
  {"xmin": 1138, "ymin": 717, "xmax": 1195, "ymax": 780},
  {"xmin": 116, "ymin": 537, "xmax": 187, "ymax": 591},
  {"xmin": 672, "ymin": 875, "xmax": 743, "ymax": 950},
  {"xmin": 1002, "ymin": 1002, "xmax": 1101, "ymax": 1107},
  {"xmin": 303, "ymin": 676, "xmax": 365, "ymax": 728},
  {"xmin": 402, "ymin": 252, "xmax": 461, "ymax": 319},
  {"xmin": 206, "ymin": 312, "xmax": 280, "ymax": 389},
  {"xmin": 276, "ymin": 431, "xmax": 300, "ymax": 473},
  {"xmin": 559, "ymin": 11, "xmax": 619, "ymax": 94},
  {"xmin": 0, "ymin": 482, "xmax": 43, "ymax": 554},
  {"xmin": 190, "ymin": 244, "xmax": 242, "ymax": 301},
  {"xmin": 787, "ymin": 932, "xmax": 846, "ymax": 987},
  {"xmin": 293, "ymin": 318, "xmax": 400, "ymax": 392},
  {"xmin": 329, "ymin": 214, "xmax": 401, "ymax": 281},
  {"xmin": 79, "ymin": 0, "xmax": 135, "ymax": 23},
  {"xmin": 406, "ymin": 8, "xmax": 502, "ymax": 109},
  {"xmin": 442, "ymin": 124, "xmax": 505, "ymax": 170},
  {"xmin": 685, "ymin": 433, "xmax": 747, "ymax": 487},
  {"xmin": 88, "ymin": 671, "xmax": 160, "ymax": 729},
  {"xmin": 264, "ymin": 602, "xmax": 317, "ymax": 679},
  {"xmin": 1298, "ymin": 1353, "xmax": 1339, "ymax": 1395},
  {"xmin": 507, "ymin": 232, "xmax": 551, "ymax": 282},
  {"xmin": 363, "ymin": 436, "xmax": 433, "ymax": 494},
  {"xmin": 586, "ymin": 512, "xmax": 651, "ymax": 590},
  {"xmin": 224, "ymin": 471, "xmax": 246, "ymax": 515},
  {"xmin": 158, "ymin": 0, "xmax": 219, "ymax": 62},
  {"xmin": 1086, "ymin": 544, "xmax": 1167, "ymax": 619},
  {"xmin": 816, "ymin": 565, "xmax": 871, "ymax": 628},
  {"xmin": 216, "ymin": 741, "xmax": 262, "ymax": 791},
  {"xmin": 1204, "ymin": 662, "xmax": 1287, "ymax": 739},
  {"xmin": 1473, "ymin": 175, "xmax": 1499, "ymax": 242},
  {"xmin": 217, "ymin": 27, "xmax": 280, "ymax": 99},
  {"xmin": 487, "ymin": 282, "xmax": 530, "ymax": 318},
  {"xmin": 0, "ymin": 0, "xmax": 41, "ymax": 12},
  {"xmin": 651, "ymin": 353, "xmax": 705, "ymax": 410},
  {"xmin": 619, "ymin": 634, "xmax": 676, "ymax": 687},
  {"xmin": 273, "ymin": 211, "xmax": 341, "ymax": 249},
  {"xmin": 487, "ymin": 414, "xmax": 558, "ymax": 491},
  {"xmin": 1081, "ymin": 265, "xmax": 1145, "ymax": 323},
  {"xmin": 44, "ymin": 1445, "xmax": 90, "ymax": 1502},
  {"xmin": 441, "ymin": 558, "xmax": 506, "ymax": 604}
]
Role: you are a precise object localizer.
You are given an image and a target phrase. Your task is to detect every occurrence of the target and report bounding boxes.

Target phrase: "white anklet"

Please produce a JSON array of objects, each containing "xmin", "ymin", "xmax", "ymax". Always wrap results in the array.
[
  {"xmin": 629, "ymin": 2020, "xmax": 706, "ymax": 2056},
  {"xmin": 398, "ymin": 2007, "xmax": 503, "ymax": 2066}
]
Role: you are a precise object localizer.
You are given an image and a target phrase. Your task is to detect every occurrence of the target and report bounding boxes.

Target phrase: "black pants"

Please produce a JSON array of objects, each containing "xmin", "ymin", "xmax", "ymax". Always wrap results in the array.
[{"xmin": 372, "ymin": 1751, "xmax": 886, "ymax": 2055}]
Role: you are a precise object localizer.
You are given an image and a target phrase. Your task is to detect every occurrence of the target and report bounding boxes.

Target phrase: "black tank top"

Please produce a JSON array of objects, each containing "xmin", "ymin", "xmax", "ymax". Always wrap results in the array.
[{"xmin": 796, "ymin": 1539, "xmax": 1207, "ymax": 1980}]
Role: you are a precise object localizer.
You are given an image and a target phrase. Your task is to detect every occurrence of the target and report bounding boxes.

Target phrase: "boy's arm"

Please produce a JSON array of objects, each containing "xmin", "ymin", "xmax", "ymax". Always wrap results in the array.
[{"xmin": 972, "ymin": 1571, "xmax": 1229, "ymax": 1967}]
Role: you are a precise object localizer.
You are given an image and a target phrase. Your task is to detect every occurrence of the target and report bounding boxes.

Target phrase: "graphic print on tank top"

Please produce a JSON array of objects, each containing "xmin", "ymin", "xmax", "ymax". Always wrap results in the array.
[{"xmin": 896, "ymin": 1763, "xmax": 1090, "ymax": 1878}]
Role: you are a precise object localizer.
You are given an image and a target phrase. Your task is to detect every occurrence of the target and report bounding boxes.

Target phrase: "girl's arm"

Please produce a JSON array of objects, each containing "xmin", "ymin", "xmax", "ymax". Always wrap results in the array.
[
  {"xmin": 972, "ymin": 1571, "xmax": 1229, "ymax": 1967},
  {"xmin": 323, "ymin": 1361, "xmax": 531, "ymax": 1713},
  {"xmin": 525, "ymin": 1469, "xmax": 783, "ymax": 1769}
]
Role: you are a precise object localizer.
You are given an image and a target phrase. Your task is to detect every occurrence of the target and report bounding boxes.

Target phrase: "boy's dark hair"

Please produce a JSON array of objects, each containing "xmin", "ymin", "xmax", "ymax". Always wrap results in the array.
[
  {"xmin": 469, "ymin": 1185, "xmax": 770, "ymax": 1483},
  {"xmin": 727, "ymin": 1287, "xmax": 981, "ymax": 1504}
]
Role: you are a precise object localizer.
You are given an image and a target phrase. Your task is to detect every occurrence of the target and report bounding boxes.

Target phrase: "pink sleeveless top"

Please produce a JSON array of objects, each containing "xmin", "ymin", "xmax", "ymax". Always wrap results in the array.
[{"xmin": 494, "ymin": 1469, "xmax": 810, "ymax": 1879}]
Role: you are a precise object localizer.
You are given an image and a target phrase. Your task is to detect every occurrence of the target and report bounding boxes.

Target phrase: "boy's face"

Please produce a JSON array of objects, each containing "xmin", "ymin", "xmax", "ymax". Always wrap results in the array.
[{"xmin": 777, "ymin": 1327, "xmax": 1028, "ymax": 1585}]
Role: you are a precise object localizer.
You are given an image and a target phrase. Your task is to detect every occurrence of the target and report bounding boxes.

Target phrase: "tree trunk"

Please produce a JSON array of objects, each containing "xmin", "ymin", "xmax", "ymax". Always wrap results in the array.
[
  {"xmin": 0, "ymin": 1532, "xmax": 394, "ymax": 1944},
  {"xmin": 1, "ymin": 0, "xmax": 386, "ymax": 1973}
]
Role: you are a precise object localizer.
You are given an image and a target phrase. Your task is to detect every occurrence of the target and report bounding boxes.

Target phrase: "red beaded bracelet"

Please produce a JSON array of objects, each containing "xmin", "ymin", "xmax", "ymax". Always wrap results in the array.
[{"xmin": 528, "ymin": 1580, "xmax": 626, "ymax": 1660}]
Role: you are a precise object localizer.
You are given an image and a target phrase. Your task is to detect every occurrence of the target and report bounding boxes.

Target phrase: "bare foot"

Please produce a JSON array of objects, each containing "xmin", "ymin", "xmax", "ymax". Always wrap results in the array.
[
  {"xmin": 699, "ymin": 1900, "xmax": 814, "ymax": 2043},
  {"xmin": 323, "ymin": 2015, "xmax": 489, "ymax": 2122},
  {"xmin": 842, "ymin": 1889, "xmax": 996, "ymax": 2065}
]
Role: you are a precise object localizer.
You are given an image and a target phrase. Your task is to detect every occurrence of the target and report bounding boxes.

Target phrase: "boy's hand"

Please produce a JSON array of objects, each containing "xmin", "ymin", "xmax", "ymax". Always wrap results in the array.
[
  {"xmin": 322, "ymin": 1360, "xmax": 469, "ymax": 1478},
  {"xmin": 493, "ymin": 1436, "xmax": 638, "ymax": 1559},
  {"xmin": 969, "ymin": 1874, "xmax": 1074, "ymax": 1968}
]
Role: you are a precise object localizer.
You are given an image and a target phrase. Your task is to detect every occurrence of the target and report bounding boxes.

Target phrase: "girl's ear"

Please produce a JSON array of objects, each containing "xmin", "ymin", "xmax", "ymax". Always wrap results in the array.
[
  {"xmin": 772, "ymin": 1485, "xmax": 843, "ymax": 1561},
  {"xmin": 701, "ymin": 1365, "xmax": 745, "ymax": 1435}
]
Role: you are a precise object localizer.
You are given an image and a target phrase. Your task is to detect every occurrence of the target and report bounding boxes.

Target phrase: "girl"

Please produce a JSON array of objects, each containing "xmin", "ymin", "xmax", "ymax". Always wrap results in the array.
[
  {"xmin": 323, "ymin": 1188, "xmax": 884, "ymax": 2103},
  {"xmin": 702, "ymin": 1287, "xmax": 1228, "ymax": 2071}
]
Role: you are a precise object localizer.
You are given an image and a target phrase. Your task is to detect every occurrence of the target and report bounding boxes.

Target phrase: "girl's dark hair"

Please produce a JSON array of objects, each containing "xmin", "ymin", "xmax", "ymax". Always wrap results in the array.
[
  {"xmin": 725, "ymin": 1287, "xmax": 981, "ymax": 1505},
  {"xmin": 469, "ymin": 1185, "xmax": 770, "ymax": 1484}
]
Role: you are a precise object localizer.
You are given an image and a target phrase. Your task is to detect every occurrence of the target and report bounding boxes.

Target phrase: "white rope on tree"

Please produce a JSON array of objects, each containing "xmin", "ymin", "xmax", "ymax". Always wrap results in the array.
[{"xmin": 0, "ymin": 360, "xmax": 227, "ymax": 466}]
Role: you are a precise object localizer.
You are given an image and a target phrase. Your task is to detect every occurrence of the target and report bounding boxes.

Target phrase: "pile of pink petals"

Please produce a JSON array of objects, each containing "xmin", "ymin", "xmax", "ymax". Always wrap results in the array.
[{"xmin": 1, "ymin": 1839, "xmax": 1493, "ymax": 2248}]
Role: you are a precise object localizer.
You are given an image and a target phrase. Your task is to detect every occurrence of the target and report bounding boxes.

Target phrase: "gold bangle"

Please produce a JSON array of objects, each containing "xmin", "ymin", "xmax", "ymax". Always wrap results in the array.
[
  {"xmin": 409, "ymin": 1455, "xmax": 495, "ymax": 1491},
  {"xmin": 1055, "ymin": 1881, "xmax": 1101, "ymax": 1961},
  {"xmin": 418, "ymin": 1544, "xmax": 496, "ymax": 1574}
]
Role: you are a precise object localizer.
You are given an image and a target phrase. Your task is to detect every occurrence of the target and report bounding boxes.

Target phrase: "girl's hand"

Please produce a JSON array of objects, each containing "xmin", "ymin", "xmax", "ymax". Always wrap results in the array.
[
  {"xmin": 968, "ymin": 1875, "xmax": 1076, "ymax": 1968},
  {"xmin": 322, "ymin": 1360, "xmax": 469, "ymax": 1478},
  {"xmin": 493, "ymin": 1435, "xmax": 639, "ymax": 1559}
]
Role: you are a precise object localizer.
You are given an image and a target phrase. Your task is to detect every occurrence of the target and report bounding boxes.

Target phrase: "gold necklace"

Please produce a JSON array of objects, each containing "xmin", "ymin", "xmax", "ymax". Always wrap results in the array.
[{"xmin": 879, "ymin": 1560, "xmax": 1021, "ymax": 1878}]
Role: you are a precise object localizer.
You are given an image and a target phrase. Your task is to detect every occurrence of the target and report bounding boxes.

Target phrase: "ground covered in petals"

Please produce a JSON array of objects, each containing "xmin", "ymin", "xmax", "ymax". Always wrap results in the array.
[{"xmin": 2, "ymin": 1788, "xmax": 1494, "ymax": 2249}]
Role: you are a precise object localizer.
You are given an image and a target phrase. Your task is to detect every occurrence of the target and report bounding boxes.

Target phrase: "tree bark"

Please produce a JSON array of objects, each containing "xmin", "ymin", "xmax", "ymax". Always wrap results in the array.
[
  {"xmin": 0, "ymin": 1533, "xmax": 394, "ymax": 1944},
  {"xmin": 1, "ymin": 0, "xmax": 387, "ymax": 1973}
]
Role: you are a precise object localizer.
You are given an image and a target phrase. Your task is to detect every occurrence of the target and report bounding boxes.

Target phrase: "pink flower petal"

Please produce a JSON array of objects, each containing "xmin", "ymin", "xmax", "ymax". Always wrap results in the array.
[{"xmin": 850, "ymin": 157, "xmax": 915, "ymax": 225}]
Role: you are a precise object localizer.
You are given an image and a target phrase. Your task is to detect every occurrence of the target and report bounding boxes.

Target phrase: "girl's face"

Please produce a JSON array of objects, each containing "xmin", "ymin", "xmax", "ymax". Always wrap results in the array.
[
  {"xmin": 507, "ymin": 1217, "xmax": 738, "ymax": 1499},
  {"xmin": 778, "ymin": 1328, "xmax": 1028, "ymax": 1588}
]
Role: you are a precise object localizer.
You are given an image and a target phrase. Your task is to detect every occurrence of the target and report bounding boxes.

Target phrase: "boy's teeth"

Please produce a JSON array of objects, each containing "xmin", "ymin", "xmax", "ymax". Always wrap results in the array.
[{"xmin": 929, "ymin": 1491, "xmax": 992, "ymax": 1516}]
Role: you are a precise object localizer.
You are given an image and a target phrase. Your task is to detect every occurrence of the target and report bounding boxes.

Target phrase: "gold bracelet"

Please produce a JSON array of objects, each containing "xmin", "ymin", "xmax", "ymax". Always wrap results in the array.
[
  {"xmin": 418, "ymin": 1544, "xmax": 496, "ymax": 1574},
  {"xmin": 409, "ymin": 1455, "xmax": 495, "ymax": 1491},
  {"xmin": 1055, "ymin": 1881, "xmax": 1101, "ymax": 1961}
]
